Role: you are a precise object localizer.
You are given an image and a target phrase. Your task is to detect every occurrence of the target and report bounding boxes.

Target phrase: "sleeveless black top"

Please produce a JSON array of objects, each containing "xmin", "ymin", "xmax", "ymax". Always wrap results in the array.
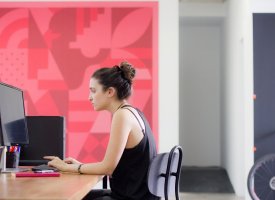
[{"xmin": 109, "ymin": 105, "xmax": 159, "ymax": 200}]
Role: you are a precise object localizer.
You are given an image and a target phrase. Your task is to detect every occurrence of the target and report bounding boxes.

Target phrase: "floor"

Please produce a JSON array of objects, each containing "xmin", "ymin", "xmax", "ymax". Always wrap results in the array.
[
  {"xmin": 178, "ymin": 167, "xmax": 245, "ymax": 199},
  {"xmin": 180, "ymin": 167, "xmax": 234, "ymax": 193},
  {"xmin": 178, "ymin": 193, "xmax": 245, "ymax": 200}
]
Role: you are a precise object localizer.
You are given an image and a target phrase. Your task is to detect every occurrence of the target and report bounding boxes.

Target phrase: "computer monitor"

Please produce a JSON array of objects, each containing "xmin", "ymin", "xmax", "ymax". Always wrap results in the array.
[
  {"xmin": 20, "ymin": 116, "xmax": 65, "ymax": 166},
  {"xmin": 0, "ymin": 82, "xmax": 29, "ymax": 146}
]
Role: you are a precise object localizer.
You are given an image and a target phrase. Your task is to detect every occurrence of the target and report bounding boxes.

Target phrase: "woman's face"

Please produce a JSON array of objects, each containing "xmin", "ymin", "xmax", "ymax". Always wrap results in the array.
[{"xmin": 89, "ymin": 78, "xmax": 108, "ymax": 111}]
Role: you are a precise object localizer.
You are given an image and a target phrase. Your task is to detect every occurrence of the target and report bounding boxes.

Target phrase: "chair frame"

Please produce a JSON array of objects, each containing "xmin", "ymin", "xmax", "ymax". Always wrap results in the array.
[
  {"xmin": 162, "ymin": 145, "xmax": 183, "ymax": 200},
  {"xmin": 147, "ymin": 145, "xmax": 183, "ymax": 200}
]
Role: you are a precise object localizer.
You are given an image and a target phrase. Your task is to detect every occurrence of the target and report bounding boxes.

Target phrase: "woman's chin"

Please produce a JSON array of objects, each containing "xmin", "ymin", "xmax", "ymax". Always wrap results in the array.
[{"xmin": 93, "ymin": 106, "xmax": 100, "ymax": 111}]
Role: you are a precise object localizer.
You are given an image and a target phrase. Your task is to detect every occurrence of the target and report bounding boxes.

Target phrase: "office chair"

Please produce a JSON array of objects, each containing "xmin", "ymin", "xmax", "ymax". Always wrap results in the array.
[{"xmin": 147, "ymin": 145, "xmax": 183, "ymax": 200}]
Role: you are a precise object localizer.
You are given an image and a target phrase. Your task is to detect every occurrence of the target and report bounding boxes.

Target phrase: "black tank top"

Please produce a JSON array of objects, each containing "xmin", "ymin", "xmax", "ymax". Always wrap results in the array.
[{"xmin": 109, "ymin": 105, "xmax": 159, "ymax": 200}]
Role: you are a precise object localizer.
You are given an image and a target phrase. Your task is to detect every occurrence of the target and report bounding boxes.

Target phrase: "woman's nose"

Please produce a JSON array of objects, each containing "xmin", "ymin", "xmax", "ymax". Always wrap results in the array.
[{"xmin": 89, "ymin": 93, "xmax": 93, "ymax": 101}]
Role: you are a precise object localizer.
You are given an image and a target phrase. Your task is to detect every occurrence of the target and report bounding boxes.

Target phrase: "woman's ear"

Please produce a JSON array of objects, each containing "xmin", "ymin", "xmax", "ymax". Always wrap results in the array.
[{"xmin": 106, "ymin": 87, "xmax": 116, "ymax": 97}]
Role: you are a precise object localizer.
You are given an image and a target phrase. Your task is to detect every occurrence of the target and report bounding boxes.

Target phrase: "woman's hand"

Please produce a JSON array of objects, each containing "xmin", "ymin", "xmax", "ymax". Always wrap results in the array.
[
  {"xmin": 64, "ymin": 157, "xmax": 82, "ymax": 165},
  {"xmin": 43, "ymin": 156, "xmax": 67, "ymax": 171}
]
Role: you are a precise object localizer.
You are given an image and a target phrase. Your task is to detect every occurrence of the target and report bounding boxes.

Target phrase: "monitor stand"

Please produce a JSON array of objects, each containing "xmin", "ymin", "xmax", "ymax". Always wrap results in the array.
[
  {"xmin": 0, "ymin": 146, "xmax": 6, "ymax": 172},
  {"xmin": 2, "ymin": 168, "xmax": 29, "ymax": 173}
]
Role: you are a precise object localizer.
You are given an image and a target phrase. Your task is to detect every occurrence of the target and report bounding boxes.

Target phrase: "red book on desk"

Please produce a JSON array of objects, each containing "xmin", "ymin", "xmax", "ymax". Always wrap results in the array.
[{"xmin": 15, "ymin": 172, "xmax": 60, "ymax": 177}]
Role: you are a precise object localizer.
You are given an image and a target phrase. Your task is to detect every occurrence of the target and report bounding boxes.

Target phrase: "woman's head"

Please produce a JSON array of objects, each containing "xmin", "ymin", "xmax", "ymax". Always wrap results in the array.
[{"xmin": 91, "ymin": 61, "xmax": 136, "ymax": 100}]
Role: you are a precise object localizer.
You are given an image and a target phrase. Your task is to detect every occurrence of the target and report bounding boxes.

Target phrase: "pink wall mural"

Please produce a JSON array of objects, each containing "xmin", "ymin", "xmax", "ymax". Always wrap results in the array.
[{"xmin": 0, "ymin": 2, "xmax": 158, "ymax": 162}]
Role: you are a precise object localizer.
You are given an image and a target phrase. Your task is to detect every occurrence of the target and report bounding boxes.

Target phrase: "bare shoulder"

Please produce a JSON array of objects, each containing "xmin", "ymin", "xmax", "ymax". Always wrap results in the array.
[
  {"xmin": 111, "ymin": 108, "xmax": 133, "ymax": 131},
  {"xmin": 113, "ymin": 108, "xmax": 132, "ymax": 121}
]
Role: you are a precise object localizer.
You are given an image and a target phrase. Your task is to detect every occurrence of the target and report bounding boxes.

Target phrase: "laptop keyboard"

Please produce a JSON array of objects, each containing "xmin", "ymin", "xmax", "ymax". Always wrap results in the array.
[{"xmin": 32, "ymin": 164, "xmax": 59, "ymax": 172}]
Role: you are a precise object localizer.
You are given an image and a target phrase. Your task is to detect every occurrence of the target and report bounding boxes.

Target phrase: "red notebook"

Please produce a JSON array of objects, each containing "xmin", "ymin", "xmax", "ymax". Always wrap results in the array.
[{"xmin": 15, "ymin": 172, "xmax": 60, "ymax": 177}]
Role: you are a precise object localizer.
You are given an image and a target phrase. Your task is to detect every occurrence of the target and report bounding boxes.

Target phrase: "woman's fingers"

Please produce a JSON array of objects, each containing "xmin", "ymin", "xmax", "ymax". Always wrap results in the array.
[
  {"xmin": 64, "ymin": 157, "xmax": 74, "ymax": 164},
  {"xmin": 64, "ymin": 157, "xmax": 81, "ymax": 164},
  {"xmin": 44, "ymin": 156, "xmax": 59, "ymax": 160},
  {"xmin": 64, "ymin": 159, "xmax": 73, "ymax": 164}
]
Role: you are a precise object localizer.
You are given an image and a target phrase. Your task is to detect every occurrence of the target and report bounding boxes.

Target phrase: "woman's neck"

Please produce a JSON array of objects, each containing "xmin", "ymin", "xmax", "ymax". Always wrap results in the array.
[{"xmin": 111, "ymin": 100, "xmax": 128, "ymax": 114}]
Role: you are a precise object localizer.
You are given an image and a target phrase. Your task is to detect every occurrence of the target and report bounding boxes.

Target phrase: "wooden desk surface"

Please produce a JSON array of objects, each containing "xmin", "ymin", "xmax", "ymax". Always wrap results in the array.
[{"xmin": 0, "ymin": 172, "xmax": 100, "ymax": 200}]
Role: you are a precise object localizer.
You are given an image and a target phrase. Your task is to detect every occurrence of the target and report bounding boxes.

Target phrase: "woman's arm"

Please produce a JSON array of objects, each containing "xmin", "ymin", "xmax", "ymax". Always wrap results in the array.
[{"xmin": 45, "ymin": 109, "xmax": 131, "ymax": 175}]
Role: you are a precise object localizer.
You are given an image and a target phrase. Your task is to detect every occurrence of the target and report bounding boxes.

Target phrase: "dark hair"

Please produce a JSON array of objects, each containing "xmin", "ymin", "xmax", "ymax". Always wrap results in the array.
[{"xmin": 92, "ymin": 62, "xmax": 136, "ymax": 100}]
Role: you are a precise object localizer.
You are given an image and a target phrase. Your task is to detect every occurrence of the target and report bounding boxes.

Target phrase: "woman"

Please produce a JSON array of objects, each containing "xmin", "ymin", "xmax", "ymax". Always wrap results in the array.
[{"xmin": 44, "ymin": 62, "xmax": 159, "ymax": 200}]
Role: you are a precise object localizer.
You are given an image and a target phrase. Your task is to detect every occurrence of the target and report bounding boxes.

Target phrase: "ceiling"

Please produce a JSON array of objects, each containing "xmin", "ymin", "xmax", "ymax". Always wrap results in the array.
[{"xmin": 180, "ymin": 0, "xmax": 225, "ymax": 2}]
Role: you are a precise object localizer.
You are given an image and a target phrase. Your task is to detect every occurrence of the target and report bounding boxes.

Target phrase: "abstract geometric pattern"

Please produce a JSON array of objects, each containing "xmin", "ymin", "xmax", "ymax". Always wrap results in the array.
[{"xmin": 0, "ymin": 2, "xmax": 158, "ymax": 162}]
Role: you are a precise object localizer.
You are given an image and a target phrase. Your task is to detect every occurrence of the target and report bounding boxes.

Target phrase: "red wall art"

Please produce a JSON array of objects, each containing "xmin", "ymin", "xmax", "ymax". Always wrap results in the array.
[{"xmin": 0, "ymin": 2, "xmax": 158, "ymax": 162}]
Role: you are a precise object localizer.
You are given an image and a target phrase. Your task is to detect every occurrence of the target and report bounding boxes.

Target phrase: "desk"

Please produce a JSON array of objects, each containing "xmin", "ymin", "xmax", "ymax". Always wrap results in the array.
[{"xmin": 0, "ymin": 172, "xmax": 101, "ymax": 200}]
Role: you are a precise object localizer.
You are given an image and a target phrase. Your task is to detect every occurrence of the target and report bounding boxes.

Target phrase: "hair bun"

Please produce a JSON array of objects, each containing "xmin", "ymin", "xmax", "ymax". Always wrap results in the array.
[{"xmin": 119, "ymin": 61, "xmax": 136, "ymax": 83}]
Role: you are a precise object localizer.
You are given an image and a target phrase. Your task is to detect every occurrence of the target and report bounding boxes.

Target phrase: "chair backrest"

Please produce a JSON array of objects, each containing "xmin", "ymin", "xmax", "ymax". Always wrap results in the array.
[{"xmin": 147, "ymin": 145, "xmax": 183, "ymax": 200}]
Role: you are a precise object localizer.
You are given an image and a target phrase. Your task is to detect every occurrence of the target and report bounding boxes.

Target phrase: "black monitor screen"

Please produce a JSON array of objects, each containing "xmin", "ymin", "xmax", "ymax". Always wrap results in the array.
[
  {"xmin": 0, "ymin": 82, "xmax": 29, "ymax": 146},
  {"xmin": 20, "ymin": 116, "xmax": 65, "ymax": 166}
]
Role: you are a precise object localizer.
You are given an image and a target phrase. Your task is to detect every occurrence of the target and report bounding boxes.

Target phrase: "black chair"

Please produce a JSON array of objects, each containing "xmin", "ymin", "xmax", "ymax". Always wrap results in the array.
[{"xmin": 147, "ymin": 145, "xmax": 183, "ymax": 200}]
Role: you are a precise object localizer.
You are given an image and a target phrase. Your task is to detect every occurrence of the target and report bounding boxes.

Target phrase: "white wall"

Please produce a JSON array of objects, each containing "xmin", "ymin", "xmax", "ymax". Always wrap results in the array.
[
  {"xmin": 222, "ymin": 0, "xmax": 253, "ymax": 197},
  {"xmin": 158, "ymin": 0, "xmax": 179, "ymax": 153},
  {"xmin": 179, "ymin": 2, "xmax": 225, "ymax": 167},
  {"xmin": 252, "ymin": 0, "xmax": 275, "ymax": 12},
  {"xmin": 179, "ymin": 2, "xmax": 225, "ymax": 17},
  {"xmin": 179, "ymin": 18, "xmax": 222, "ymax": 166},
  {"xmin": 180, "ymin": 1, "xmax": 254, "ymax": 197}
]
